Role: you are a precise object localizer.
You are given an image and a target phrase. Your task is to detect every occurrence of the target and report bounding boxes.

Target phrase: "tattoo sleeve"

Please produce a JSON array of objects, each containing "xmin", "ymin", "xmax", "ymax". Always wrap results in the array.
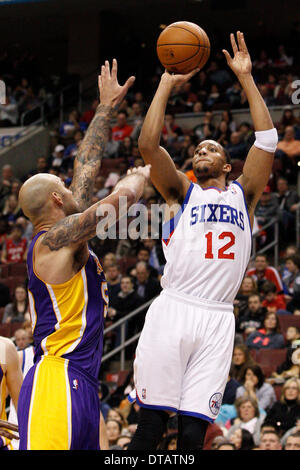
[
  {"xmin": 41, "ymin": 184, "xmax": 138, "ymax": 251},
  {"xmin": 41, "ymin": 212, "xmax": 97, "ymax": 251},
  {"xmin": 70, "ymin": 104, "xmax": 113, "ymax": 212}
]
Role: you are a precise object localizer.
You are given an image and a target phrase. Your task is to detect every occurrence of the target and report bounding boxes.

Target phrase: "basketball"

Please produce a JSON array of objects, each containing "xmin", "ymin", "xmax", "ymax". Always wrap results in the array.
[{"xmin": 156, "ymin": 21, "xmax": 210, "ymax": 74}]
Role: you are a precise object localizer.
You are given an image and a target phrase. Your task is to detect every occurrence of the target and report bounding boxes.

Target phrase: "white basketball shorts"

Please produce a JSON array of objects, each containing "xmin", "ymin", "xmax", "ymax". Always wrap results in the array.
[{"xmin": 133, "ymin": 288, "xmax": 235, "ymax": 422}]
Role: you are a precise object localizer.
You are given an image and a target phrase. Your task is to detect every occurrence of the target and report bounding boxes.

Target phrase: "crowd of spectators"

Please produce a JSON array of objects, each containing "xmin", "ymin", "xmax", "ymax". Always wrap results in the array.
[
  {"xmin": 0, "ymin": 46, "xmax": 79, "ymax": 127},
  {"xmin": 0, "ymin": 41, "xmax": 300, "ymax": 450}
]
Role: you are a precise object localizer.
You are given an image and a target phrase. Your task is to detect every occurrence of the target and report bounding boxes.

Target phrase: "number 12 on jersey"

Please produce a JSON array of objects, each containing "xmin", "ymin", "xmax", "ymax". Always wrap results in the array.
[{"xmin": 205, "ymin": 231, "xmax": 235, "ymax": 260}]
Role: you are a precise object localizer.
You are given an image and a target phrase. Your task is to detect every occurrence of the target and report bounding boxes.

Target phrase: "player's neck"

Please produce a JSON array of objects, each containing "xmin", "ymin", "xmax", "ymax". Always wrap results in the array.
[
  {"xmin": 33, "ymin": 212, "xmax": 66, "ymax": 235},
  {"xmin": 197, "ymin": 176, "xmax": 227, "ymax": 191}
]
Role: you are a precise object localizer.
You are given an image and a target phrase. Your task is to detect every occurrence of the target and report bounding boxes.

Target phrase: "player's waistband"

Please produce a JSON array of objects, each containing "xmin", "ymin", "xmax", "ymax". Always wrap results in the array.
[
  {"xmin": 35, "ymin": 355, "xmax": 98, "ymax": 390},
  {"xmin": 161, "ymin": 288, "xmax": 234, "ymax": 312}
]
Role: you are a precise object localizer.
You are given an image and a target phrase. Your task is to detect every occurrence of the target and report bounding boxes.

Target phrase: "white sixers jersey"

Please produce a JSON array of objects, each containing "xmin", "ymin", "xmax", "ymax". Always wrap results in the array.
[{"xmin": 160, "ymin": 181, "xmax": 252, "ymax": 303}]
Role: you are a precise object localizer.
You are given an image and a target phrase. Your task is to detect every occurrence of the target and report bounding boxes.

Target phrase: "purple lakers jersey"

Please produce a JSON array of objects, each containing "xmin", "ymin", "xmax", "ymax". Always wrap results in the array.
[{"xmin": 26, "ymin": 231, "xmax": 107, "ymax": 379}]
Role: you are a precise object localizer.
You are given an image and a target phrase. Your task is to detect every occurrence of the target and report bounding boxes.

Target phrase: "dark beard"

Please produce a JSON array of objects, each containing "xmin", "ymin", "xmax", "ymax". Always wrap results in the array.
[{"xmin": 194, "ymin": 165, "xmax": 219, "ymax": 183}]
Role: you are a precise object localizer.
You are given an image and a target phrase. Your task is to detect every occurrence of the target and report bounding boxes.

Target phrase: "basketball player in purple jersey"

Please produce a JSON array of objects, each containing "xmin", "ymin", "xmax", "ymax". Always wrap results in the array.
[
  {"xmin": 17, "ymin": 60, "xmax": 151, "ymax": 450},
  {"xmin": 128, "ymin": 32, "xmax": 278, "ymax": 450}
]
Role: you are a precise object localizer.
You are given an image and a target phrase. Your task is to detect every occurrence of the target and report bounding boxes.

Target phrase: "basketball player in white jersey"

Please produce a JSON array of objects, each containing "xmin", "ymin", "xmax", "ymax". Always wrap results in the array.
[
  {"xmin": 8, "ymin": 344, "xmax": 34, "ymax": 449},
  {"xmin": 0, "ymin": 337, "xmax": 23, "ymax": 449},
  {"xmin": 128, "ymin": 32, "xmax": 278, "ymax": 450}
]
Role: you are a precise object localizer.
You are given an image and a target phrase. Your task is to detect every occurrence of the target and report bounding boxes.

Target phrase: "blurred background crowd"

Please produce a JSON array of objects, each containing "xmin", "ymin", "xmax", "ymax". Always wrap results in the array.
[{"xmin": 0, "ymin": 26, "xmax": 300, "ymax": 450}]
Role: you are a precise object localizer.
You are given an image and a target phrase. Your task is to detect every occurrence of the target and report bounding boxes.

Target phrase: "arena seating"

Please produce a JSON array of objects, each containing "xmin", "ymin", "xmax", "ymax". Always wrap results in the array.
[
  {"xmin": 250, "ymin": 348, "xmax": 287, "ymax": 378},
  {"xmin": 0, "ymin": 322, "xmax": 24, "ymax": 338}
]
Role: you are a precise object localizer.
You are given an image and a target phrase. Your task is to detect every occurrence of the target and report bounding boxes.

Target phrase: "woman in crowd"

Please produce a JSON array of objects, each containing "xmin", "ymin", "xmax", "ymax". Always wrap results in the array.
[
  {"xmin": 226, "ymin": 397, "xmax": 265, "ymax": 446},
  {"xmin": 107, "ymin": 407, "xmax": 128, "ymax": 430},
  {"xmin": 246, "ymin": 311, "xmax": 285, "ymax": 350},
  {"xmin": 106, "ymin": 418, "xmax": 123, "ymax": 448},
  {"xmin": 2, "ymin": 284, "xmax": 30, "ymax": 324},
  {"xmin": 235, "ymin": 364, "xmax": 276, "ymax": 411},
  {"xmin": 231, "ymin": 344, "xmax": 257, "ymax": 384},
  {"xmin": 263, "ymin": 378, "xmax": 300, "ymax": 436},
  {"xmin": 229, "ymin": 428, "xmax": 255, "ymax": 450}
]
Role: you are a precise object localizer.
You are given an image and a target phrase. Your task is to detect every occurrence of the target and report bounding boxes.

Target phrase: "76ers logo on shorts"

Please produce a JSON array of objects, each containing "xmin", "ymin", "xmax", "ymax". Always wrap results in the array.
[
  {"xmin": 209, "ymin": 393, "xmax": 222, "ymax": 416},
  {"xmin": 142, "ymin": 388, "xmax": 146, "ymax": 400}
]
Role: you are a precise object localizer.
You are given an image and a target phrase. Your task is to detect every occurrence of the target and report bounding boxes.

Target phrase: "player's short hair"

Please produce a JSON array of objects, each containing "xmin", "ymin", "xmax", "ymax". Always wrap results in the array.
[{"xmin": 222, "ymin": 147, "xmax": 231, "ymax": 165}]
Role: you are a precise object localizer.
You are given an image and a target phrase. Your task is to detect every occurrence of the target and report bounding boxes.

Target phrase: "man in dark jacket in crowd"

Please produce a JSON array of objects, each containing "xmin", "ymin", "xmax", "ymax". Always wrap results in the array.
[{"xmin": 236, "ymin": 294, "xmax": 267, "ymax": 337}]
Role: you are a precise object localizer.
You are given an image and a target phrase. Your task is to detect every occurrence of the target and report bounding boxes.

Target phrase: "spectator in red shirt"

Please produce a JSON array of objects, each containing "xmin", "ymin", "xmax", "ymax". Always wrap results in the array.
[
  {"xmin": 112, "ymin": 111, "xmax": 133, "ymax": 141},
  {"xmin": 261, "ymin": 281, "xmax": 289, "ymax": 314},
  {"xmin": 1, "ymin": 224, "xmax": 27, "ymax": 264},
  {"xmin": 247, "ymin": 254, "xmax": 283, "ymax": 294},
  {"xmin": 80, "ymin": 99, "xmax": 99, "ymax": 125}
]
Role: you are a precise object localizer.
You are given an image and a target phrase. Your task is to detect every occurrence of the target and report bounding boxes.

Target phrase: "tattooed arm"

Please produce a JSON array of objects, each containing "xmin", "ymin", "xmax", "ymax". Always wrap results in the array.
[
  {"xmin": 70, "ymin": 59, "xmax": 135, "ymax": 211},
  {"xmin": 70, "ymin": 104, "xmax": 113, "ymax": 211},
  {"xmin": 41, "ymin": 165, "xmax": 151, "ymax": 251}
]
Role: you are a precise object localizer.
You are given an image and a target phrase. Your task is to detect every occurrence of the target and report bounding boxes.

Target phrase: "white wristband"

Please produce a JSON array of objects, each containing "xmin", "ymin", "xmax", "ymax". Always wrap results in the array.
[{"xmin": 254, "ymin": 128, "xmax": 278, "ymax": 153}]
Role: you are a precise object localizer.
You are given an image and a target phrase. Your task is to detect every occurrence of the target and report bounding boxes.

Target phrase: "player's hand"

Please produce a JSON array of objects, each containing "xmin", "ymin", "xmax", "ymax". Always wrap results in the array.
[
  {"xmin": 127, "ymin": 164, "xmax": 151, "ymax": 183},
  {"xmin": 161, "ymin": 67, "xmax": 200, "ymax": 88},
  {"xmin": 98, "ymin": 59, "xmax": 135, "ymax": 108},
  {"xmin": 222, "ymin": 31, "xmax": 252, "ymax": 77},
  {"xmin": 0, "ymin": 419, "xmax": 19, "ymax": 441}
]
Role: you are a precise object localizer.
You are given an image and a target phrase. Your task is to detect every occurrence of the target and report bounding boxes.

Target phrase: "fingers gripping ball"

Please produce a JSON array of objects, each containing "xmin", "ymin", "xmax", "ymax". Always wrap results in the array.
[{"xmin": 157, "ymin": 21, "xmax": 210, "ymax": 74}]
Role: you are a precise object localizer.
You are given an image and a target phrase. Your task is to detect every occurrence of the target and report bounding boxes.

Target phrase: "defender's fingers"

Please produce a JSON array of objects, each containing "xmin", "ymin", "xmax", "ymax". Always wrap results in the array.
[
  {"xmin": 239, "ymin": 32, "xmax": 249, "ymax": 54},
  {"xmin": 230, "ymin": 33, "xmax": 238, "ymax": 54},
  {"xmin": 105, "ymin": 60, "xmax": 110, "ymax": 79},
  {"xmin": 111, "ymin": 58, "xmax": 118, "ymax": 81}
]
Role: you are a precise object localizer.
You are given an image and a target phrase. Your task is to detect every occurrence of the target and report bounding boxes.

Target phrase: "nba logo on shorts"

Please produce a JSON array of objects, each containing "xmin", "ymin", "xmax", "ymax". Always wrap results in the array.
[
  {"xmin": 209, "ymin": 393, "xmax": 222, "ymax": 416},
  {"xmin": 73, "ymin": 379, "xmax": 79, "ymax": 390},
  {"xmin": 142, "ymin": 388, "xmax": 146, "ymax": 399}
]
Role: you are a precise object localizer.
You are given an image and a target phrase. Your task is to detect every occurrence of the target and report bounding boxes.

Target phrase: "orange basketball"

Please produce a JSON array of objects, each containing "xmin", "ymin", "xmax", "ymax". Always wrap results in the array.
[{"xmin": 157, "ymin": 21, "xmax": 210, "ymax": 74}]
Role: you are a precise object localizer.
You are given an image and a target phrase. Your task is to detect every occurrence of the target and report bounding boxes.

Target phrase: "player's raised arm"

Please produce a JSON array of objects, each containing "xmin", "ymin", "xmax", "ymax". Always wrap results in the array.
[
  {"xmin": 70, "ymin": 59, "xmax": 135, "ymax": 211},
  {"xmin": 41, "ymin": 165, "xmax": 151, "ymax": 251},
  {"xmin": 223, "ymin": 32, "xmax": 278, "ymax": 224},
  {"xmin": 138, "ymin": 69, "xmax": 198, "ymax": 204}
]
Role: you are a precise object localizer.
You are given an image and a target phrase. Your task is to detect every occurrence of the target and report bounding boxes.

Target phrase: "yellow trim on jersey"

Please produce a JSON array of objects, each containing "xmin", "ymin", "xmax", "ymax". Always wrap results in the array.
[
  {"xmin": 27, "ymin": 356, "xmax": 72, "ymax": 450},
  {"xmin": 41, "ymin": 269, "xmax": 88, "ymax": 357}
]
